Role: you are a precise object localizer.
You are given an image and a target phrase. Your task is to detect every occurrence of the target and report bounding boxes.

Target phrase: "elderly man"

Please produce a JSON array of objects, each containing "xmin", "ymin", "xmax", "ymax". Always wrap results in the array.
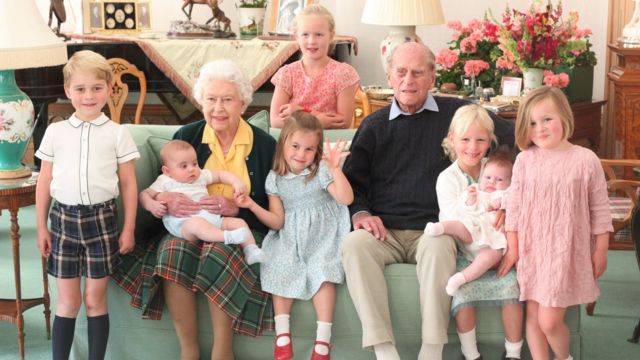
[{"xmin": 342, "ymin": 42, "xmax": 515, "ymax": 360}]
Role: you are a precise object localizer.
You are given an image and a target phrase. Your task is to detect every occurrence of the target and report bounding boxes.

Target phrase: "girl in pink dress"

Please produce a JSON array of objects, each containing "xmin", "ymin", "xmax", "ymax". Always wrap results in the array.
[
  {"xmin": 501, "ymin": 86, "xmax": 613, "ymax": 360},
  {"xmin": 270, "ymin": 4, "xmax": 360, "ymax": 129}
]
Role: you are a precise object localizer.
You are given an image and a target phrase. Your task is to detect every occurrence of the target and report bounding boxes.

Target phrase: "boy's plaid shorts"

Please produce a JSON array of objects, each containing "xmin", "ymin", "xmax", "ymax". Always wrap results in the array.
[{"xmin": 48, "ymin": 199, "xmax": 120, "ymax": 279}]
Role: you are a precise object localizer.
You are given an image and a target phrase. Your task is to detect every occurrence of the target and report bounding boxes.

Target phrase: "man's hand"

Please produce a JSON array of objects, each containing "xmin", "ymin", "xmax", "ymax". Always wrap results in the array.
[
  {"xmin": 352, "ymin": 212, "xmax": 387, "ymax": 240},
  {"xmin": 147, "ymin": 199, "xmax": 168, "ymax": 218}
]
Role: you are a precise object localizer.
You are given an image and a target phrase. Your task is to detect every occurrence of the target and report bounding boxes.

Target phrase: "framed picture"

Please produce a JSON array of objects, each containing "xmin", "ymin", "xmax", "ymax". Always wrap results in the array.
[
  {"xmin": 269, "ymin": 0, "xmax": 316, "ymax": 35},
  {"xmin": 88, "ymin": 2, "xmax": 104, "ymax": 30},
  {"xmin": 501, "ymin": 76, "xmax": 523, "ymax": 97},
  {"xmin": 102, "ymin": 0, "xmax": 138, "ymax": 32},
  {"xmin": 137, "ymin": 1, "xmax": 151, "ymax": 30}
]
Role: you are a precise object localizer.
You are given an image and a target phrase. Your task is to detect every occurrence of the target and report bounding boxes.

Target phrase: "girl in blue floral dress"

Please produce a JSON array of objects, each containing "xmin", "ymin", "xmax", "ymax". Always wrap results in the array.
[{"xmin": 236, "ymin": 110, "xmax": 353, "ymax": 360}]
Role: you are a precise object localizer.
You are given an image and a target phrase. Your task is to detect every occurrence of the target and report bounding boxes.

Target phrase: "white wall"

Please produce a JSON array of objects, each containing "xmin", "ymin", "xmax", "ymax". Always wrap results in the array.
[{"xmin": 36, "ymin": 0, "xmax": 610, "ymax": 100}]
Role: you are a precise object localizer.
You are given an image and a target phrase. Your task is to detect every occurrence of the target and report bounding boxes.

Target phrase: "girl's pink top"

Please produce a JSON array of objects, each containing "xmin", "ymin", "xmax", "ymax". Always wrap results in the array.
[
  {"xmin": 505, "ymin": 145, "xmax": 613, "ymax": 307},
  {"xmin": 271, "ymin": 59, "xmax": 359, "ymax": 113}
]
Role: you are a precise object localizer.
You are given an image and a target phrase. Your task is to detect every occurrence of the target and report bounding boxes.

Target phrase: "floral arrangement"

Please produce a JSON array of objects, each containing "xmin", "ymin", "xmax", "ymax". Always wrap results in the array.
[
  {"xmin": 435, "ymin": 18, "xmax": 515, "ymax": 93},
  {"xmin": 493, "ymin": 0, "xmax": 597, "ymax": 71},
  {"xmin": 435, "ymin": 1, "xmax": 597, "ymax": 93},
  {"xmin": 238, "ymin": 0, "xmax": 267, "ymax": 8}
]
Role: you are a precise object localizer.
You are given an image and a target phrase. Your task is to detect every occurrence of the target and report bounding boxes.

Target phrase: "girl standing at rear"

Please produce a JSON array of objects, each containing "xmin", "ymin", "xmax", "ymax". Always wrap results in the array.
[
  {"xmin": 270, "ymin": 4, "xmax": 360, "ymax": 129},
  {"xmin": 236, "ymin": 111, "xmax": 353, "ymax": 360},
  {"xmin": 501, "ymin": 86, "xmax": 612, "ymax": 360}
]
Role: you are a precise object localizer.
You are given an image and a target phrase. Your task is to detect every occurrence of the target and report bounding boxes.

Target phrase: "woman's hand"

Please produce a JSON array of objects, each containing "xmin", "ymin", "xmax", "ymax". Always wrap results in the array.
[
  {"xmin": 497, "ymin": 247, "xmax": 518, "ymax": 277},
  {"xmin": 592, "ymin": 248, "xmax": 608, "ymax": 279},
  {"xmin": 199, "ymin": 195, "xmax": 239, "ymax": 217},
  {"xmin": 352, "ymin": 212, "xmax": 387, "ymax": 240},
  {"xmin": 156, "ymin": 192, "xmax": 200, "ymax": 217},
  {"xmin": 278, "ymin": 103, "xmax": 301, "ymax": 119},
  {"xmin": 322, "ymin": 138, "xmax": 350, "ymax": 170}
]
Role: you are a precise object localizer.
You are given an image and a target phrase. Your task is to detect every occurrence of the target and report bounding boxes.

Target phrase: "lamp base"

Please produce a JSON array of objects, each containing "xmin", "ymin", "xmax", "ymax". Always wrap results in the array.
[
  {"xmin": 0, "ymin": 166, "xmax": 32, "ymax": 179},
  {"xmin": 379, "ymin": 26, "xmax": 423, "ymax": 73}
]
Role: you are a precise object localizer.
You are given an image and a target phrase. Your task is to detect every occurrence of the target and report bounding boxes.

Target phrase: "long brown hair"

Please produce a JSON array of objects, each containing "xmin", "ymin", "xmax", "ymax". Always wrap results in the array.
[{"xmin": 273, "ymin": 111, "xmax": 324, "ymax": 181}]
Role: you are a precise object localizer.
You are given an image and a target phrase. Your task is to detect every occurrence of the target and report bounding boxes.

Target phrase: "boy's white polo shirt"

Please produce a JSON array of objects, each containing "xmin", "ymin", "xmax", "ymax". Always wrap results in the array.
[{"xmin": 35, "ymin": 113, "xmax": 140, "ymax": 205}]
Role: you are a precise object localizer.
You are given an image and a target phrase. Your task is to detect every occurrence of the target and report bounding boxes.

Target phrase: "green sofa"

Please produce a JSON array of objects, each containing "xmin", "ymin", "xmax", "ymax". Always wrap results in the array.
[{"xmin": 70, "ymin": 113, "xmax": 582, "ymax": 359}]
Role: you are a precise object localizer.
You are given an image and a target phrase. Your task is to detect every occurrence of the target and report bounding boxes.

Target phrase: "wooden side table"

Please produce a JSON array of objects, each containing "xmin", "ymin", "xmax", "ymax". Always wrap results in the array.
[{"xmin": 0, "ymin": 173, "xmax": 51, "ymax": 360}]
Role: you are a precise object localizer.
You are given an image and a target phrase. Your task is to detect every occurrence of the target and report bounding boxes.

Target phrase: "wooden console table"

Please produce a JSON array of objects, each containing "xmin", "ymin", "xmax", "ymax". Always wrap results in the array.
[
  {"xmin": 0, "ymin": 173, "xmax": 51, "ymax": 360},
  {"xmin": 365, "ymin": 97, "xmax": 605, "ymax": 152},
  {"xmin": 608, "ymin": 44, "xmax": 640, "ymax": 162}
]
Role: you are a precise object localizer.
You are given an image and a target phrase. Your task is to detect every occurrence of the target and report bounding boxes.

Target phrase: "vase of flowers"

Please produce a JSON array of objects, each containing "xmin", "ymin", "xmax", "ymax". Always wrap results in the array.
[
  {"xmin": 492, "ymin": 0, "xmax": 597, "ymax": 98},
  {"xmin": 435, "ymin": 18, "xmax": 515, "ymax": 94}
]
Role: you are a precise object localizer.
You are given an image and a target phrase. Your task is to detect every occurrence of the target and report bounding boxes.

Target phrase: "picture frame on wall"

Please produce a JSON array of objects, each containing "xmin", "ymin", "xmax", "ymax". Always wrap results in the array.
[
  {"xmin": 137, "ymin": 1, "xmax": 151, "ymax": 30},
  {"xmin": 269, "ymin": 0, "xmax": 316, "ymax": 35},
  {"xmin": 102, "ymin": 0, "xmax": 138, "ymax": 32},
  {"xmin": 89, "ymin": 1, "xmax": 104, "ymax": 30},
  {"xmin": 501, "ymin": 76, "xmax": 523, "ymax": 97}
]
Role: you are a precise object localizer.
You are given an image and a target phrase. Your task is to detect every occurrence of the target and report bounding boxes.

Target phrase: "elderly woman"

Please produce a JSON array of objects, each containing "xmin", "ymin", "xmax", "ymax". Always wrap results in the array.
[{"xmin": 114, "ymin": 59, "xmax": 275, "ymax": 360}]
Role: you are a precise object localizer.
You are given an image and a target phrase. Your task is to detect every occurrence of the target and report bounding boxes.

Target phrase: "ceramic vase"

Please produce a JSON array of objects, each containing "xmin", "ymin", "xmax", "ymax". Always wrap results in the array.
[
  {"xmin": 522, "ymin": 68, "xmax": 544, "ymax": 93},
  {"xmin": 0, "ymin": 70, "xmax": 34, "ymax": 178},
  {"xmin": 237, "ymin": 6, "xmax": 266, "ymax": 39}
]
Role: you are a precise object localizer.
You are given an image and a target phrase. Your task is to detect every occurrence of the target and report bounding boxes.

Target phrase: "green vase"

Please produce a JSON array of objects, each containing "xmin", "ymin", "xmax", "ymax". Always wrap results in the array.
[
  {"xmin": 564, "ymin": 66, "xmax": 593, "ymax": 102},
  {"xmin": 0, "ymin": 70, "xmax": 34, "ymax": 175}
]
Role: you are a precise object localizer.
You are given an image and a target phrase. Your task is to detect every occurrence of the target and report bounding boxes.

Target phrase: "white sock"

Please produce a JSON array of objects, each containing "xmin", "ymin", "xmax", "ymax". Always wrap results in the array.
[
  {"xmin": 373, "ymin": 342, "xmax": 400, "ymax": 360},
  {"xmin": 446, "ymin": 272, "xmax": 467, "ymax": 296},
  {"xmin": 274, "ymin": 314, "xmax": 290, "ymax": 346},
  {"xmin": 223, "ymin": 228, "xmax": 249, "ymax": 245},
  {"xmin": 424, "ymin": 222, "xmax": 445, "ymax": 236},
  {"xmin": 314, "ymin": 321, "xmax": 332, "ymax": 355},
  {"xmin": 458, "ymin": 328, "xmax": 481, "ymax": 360},
  {"xmin": 418, "ymin": 343, "xmax": 444, "ymax": 360},
  {"xmin": 505, "ymin": 338, "xmax": 523, "ymax": 359},
  {"xmin": 554, "ymin": 356, "xmax": 573, "ymax": 360},
  {"xmin": 243, "ymin": 244, "xmax": 263, "ymax": 264}
]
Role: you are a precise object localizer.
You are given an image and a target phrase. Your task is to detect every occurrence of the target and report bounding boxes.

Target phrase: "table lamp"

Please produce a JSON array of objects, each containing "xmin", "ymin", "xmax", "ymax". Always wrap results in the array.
[
  {"xmin": 361, "ymin": 0, "xmax": 444, "ymax": 72},
  {"xmin": 0, "ymin": 0, "xmax": 67, "ymax": 179}
]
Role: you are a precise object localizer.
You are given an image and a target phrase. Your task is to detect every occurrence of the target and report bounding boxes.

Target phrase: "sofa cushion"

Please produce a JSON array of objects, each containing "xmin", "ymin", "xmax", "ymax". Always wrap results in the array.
[{"xmin": 246, "ymin": 109, "xmax": 270, "ymax": 133}]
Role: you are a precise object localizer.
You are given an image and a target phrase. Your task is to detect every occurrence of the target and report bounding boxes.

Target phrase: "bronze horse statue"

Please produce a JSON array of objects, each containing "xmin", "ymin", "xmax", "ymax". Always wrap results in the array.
[
  {"xmin": 48, "ymin": 0, "xmax": 66, "ymax": 35},
  {"xmin": 181, "ymin": 0, "xmax": 229, "ymax": 28}
]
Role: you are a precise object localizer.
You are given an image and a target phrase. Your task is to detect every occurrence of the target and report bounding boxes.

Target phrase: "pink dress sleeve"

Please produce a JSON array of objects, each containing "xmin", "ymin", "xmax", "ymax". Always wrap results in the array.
[
  {"xmin": 271, "ymin": 63, "xmax": 294, "ymax": 95},
  {"xmin": 586, "ymin": 152, "xmax": 614, "ymax": 235}
]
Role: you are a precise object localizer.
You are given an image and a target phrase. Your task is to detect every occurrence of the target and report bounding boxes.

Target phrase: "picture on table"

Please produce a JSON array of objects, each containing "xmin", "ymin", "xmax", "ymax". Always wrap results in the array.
[
  {"xmin": 501, "ymin": 76, "xmax": 523, "ymax": 97},
  {"xmin": 269, "ymin": 0, "xmax": 316, "ymax": 35}
]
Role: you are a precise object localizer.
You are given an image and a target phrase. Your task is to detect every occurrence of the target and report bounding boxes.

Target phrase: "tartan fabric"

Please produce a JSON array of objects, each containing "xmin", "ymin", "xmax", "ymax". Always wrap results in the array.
[
  {"xmin": 49, "ymin": 200, "xmax": 120, "ymax": 279},
  {"xmin": 111, "ymin": 232, "xmax": 274, "ymax": 336}
]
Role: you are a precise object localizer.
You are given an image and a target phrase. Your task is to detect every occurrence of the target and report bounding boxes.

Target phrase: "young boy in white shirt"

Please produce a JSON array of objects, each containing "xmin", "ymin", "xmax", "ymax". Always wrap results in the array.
[{"xmin": 35, "ymin": 50, "xmax": 139, "ymax": 360}]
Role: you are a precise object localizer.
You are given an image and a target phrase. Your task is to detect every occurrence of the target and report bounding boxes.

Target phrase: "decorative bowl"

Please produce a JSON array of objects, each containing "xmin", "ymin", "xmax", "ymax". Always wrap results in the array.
[{"xmin": 366, "ymin": 88, "xmax": 394, "ymax": 100}]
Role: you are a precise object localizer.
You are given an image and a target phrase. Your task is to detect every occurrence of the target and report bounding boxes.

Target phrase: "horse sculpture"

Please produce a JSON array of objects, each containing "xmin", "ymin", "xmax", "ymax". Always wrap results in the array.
[
  {"xmin": 48, "ymin": 0, "xmax": 66, "ymax": 35},
  {"xmin": 181, "ymin": 0, "xmax": 228, "ymax": 27}
]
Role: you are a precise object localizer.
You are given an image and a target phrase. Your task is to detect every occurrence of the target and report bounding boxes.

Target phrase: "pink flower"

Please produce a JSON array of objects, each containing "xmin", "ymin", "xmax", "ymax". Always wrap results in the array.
[
  {"xmin": 460, "ymin": 37, "xmax": 478, "ymax": 54},
  {"xmin": 435, "ymin": 48, "xmax": 459, "ymax": 70},
  {"xmin": 543, "ymin": 70, "xmax": 570, "ymax": 88},
  {"xmin": 448, "ymin": 20, "xmax": 463, "ymax": 31},
  {"xmin": 464, "ymin": 60, "xmax": 490, "ymax": 77}
]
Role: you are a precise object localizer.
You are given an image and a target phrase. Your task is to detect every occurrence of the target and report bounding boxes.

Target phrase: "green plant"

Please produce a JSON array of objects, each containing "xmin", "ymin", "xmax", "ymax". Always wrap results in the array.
[{"xmin": 238, "ymin": 0, "xmax": 267, "ymax": 8}]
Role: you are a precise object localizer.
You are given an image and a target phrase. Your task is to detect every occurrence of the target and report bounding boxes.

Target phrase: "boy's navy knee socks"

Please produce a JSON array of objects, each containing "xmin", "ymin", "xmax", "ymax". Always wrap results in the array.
[
  {"xmin": 52, "ymin": 315, "xmax": 76, "ymax": 360},
  {"xmin": 87, "ymin": 314, "xmax": 110, "ymax": 360}
]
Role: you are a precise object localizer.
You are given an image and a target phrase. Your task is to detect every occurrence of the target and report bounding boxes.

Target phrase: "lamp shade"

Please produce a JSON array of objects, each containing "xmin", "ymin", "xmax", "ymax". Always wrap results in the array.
[
  {"xmin": 0, "ymin": 0, "xmax": 68, "ymax": 70},
  {"xmin": 361, "ymin": 0, "xmax": 445, "ymax": 26},
  {"xmin": 0, "ymin": 0, "xmax": 67, "ymax": 178},
  {"xmin": 361, "ymin": 0, "xmax": 445, "ymax": 72}
]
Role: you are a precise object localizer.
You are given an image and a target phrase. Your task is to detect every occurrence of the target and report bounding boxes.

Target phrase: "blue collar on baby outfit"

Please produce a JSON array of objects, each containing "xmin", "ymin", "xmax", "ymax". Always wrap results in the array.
[{"xmin": 388, "ymin": 93, "xmax": 439, "ymax": 120}]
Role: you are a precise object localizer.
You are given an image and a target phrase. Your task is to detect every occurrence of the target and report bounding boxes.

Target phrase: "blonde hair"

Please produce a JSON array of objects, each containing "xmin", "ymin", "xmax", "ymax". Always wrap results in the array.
[
  {"xmin": 63, "ymin": 50, "xmax": 113, "ymax": 86},
  {"xmin": 292, "ymin": 4, "xmax": 335, "ymax": 35},
  {"xmin": 442, "ymin": 104, "xmax": 497, "ymax": 161},
  {"xmin": 273, "ymin": 111, "xmax": 324, "ymax": 181},
  {"xmin": 160, "ymin": 140, "xmax": 195, "ymax": 166},
  {"xmin": 515, "ymin": 86, "xmax": 574, "ymax": 150}
]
